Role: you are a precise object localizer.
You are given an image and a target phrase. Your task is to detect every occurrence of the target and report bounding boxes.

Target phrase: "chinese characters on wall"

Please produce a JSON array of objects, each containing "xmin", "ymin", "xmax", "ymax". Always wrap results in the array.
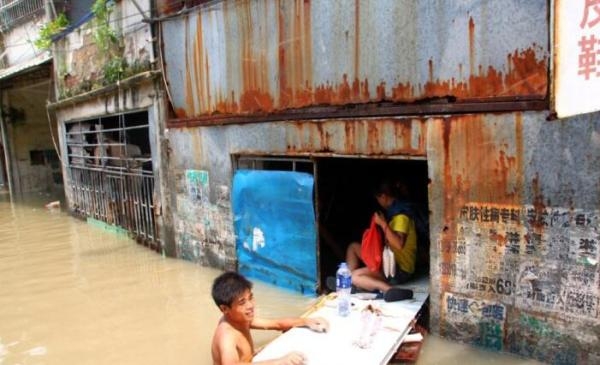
[
  {"xmin": 441, "ymin": 203, "xmax": 599, "ymax": 322},
  {"xmin": 578, "ymin": 0, "xmax": 600, "ymax": 79}
]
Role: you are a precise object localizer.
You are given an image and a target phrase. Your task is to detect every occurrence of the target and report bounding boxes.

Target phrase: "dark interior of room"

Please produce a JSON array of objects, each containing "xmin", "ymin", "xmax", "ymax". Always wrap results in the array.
[{"xmin": 315, "ymin": 157, "xmax": 430, "ymax": 293}]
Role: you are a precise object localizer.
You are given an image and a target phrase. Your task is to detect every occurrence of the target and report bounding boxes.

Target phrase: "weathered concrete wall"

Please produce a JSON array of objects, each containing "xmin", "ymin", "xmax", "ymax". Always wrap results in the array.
[
  {"xmin": 162, "ymin": 0, "xmax": 548, "ymax": 119},
  {"xmin": 428, "ymin": 111, "xmax": 600, "ymax": 364},
  {"xmin": 167, "ymin": 117, "xmax": 427, "ymax": 269},
  {"xmin": 2, "ymin": 82, "xmax": 60, "ymax": 193},
  {"xmin": 53, "ymin": 79, "xmax": 173, "ymax": 252},
  {"xmin": 0, "ymin": 17, "xmax": 45, "ymax": 68},
  {"xmin": 54, "ymin": 0, "xmax": 154, "ymax": 98},
  {"xmin": 169, "ymin": 110, "xmax": 600, "ymax": 363}
]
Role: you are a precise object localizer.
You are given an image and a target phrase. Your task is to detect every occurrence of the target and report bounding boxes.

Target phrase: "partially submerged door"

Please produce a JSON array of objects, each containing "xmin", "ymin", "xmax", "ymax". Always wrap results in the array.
[{"xmin": 232, "ymin": 169, "xmax": 317, "ymax": 295}]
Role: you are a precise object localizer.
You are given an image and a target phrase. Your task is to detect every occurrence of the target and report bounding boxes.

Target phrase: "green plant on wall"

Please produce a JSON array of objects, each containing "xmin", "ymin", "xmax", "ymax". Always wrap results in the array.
[
  {"xmin": 92, "ymin": 0, "xmax": 126, "ymax": 84},
  {"xmin": 92, "ymin": 0, "xmax": 119, "ymax": 53},
  {"xmin": 34, "ymin": 13, "xmax": 69, "ymax": 50},
  {"xmin": 103, "ymin": 57, "xmax": 127, "ymax": 84}
]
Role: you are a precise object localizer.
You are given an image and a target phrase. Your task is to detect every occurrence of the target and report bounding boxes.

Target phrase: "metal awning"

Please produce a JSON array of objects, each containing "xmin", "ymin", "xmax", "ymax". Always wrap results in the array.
[{"xmin": 0, "ymin": 53, "xmax": 51, "ymax": 82}]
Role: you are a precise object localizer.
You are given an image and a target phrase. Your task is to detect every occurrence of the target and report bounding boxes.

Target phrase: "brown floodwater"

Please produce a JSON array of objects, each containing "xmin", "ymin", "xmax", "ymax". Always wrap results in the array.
[{"xmin": 0, "ymin": 192, "xmax": 542, "ymax": 365}]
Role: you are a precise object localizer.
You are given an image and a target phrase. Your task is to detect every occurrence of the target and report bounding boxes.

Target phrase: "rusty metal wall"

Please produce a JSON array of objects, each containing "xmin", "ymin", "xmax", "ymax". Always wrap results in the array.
[
  {"xmin": 167, "ymin": 110, "xmax": 600, "ymax": 362},
  {"xmin": 161, "ymin": 0, "xmax": 548, "ymax": 119},
  {"xmin": 427, "ymin": 111, "xmax": 600, "ymax": 364},
  {"xmin": 167, "ymin": 117, "xmax": 427, "ymax": 268}
]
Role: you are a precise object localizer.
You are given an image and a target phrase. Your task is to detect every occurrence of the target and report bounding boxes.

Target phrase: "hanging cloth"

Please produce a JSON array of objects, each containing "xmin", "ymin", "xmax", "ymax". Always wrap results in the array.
[{"xmin": 361, "ymin": 216, "xmax": 383, "ymax": 272}]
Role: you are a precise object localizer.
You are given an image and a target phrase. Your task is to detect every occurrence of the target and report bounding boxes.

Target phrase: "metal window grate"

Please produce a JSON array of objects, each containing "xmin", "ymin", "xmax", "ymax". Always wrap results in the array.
[
  {"xmin": 0, "ymin": 0, "xmax": 44, "ymax": 31},
  {"xmin": 64, "ymin": 112, "xmax": 159, "ymax": 249},
  {"xmin": 69, "ymin": 167, "xmax": 158, "ymax": 245},
  {"xmin": 235, "ymin": 156, "xmax": 313, "ymax": 173}
]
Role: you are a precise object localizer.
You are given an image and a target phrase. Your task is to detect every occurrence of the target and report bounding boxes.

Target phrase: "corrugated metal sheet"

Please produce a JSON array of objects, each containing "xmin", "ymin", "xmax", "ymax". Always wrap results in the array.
[
  {"xmin": 184, "ymin": 117, "xmax": 427, "ymax": 160},
  {"xmin": 427, "ymin": 111, "xmax": 600, "ymax": 362},
  {"xmin": 161, "ymin": 0, "xmax": 549, "ymax": 119}
]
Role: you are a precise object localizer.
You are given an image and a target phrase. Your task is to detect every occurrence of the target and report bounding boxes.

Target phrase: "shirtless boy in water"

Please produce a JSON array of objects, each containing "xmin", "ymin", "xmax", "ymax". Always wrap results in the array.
[{"xmin": 211, "ymin": 272, "xmax": 329, "ymax": 365}]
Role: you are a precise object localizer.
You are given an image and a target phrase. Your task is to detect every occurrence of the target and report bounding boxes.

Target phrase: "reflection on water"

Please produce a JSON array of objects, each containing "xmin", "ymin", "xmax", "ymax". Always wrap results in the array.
[
  {"xmin": 0, "ymin": 193, "xmax": 313, "ymax": 365},
  {"xmin": 0, "ymin": 193, "xmax": 542, "ymax": 365}
]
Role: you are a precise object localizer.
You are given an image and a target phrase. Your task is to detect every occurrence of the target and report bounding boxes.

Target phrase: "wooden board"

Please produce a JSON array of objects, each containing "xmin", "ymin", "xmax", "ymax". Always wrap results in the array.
[{"xmin": 254, "ymin": 290, "xmax": 429, "ymax": 364}]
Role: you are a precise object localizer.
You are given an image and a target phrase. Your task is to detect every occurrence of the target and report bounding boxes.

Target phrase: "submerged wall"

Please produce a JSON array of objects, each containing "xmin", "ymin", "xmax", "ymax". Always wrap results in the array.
[
  {"xmin": 53, "ymin": 78, "xmax": 172, "ymax": 253},
  {"xmin": 167, "ymin": 117, "xmax": 427, "ymax": 269},
  {"xmin": 428, "ymin": 111, "xmax": 600, "ymax": 364},
  {"xmin": 158, "ymin": 0, "xmax": 599, "ymax": 362},
  {"xmin": 2, "ymin": 83, "xmax": 61, "ymax": 193},
  {"xmin": 167, "ymin": 109, "xmax": 600, "ymax": 363}
]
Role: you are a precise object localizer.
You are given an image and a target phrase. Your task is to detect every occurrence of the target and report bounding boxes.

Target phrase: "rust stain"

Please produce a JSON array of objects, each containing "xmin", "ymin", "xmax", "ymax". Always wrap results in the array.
[
  {"xmin": 428, "ymin": 59, "xmax": 434, "ymax": 83},
  {"xmin": 530, "ymin": 171, "xmax": 547, "ymax": 241},
  {"xmin": 531, "ymin": 172, "xmax": 546, "ymax": 216},
  {"xmin": 215, "ymin": 91, "xmax": 239, "ymax": 114},
  {"xmin": 514, "ymin": 113, "xmax": 525, "ymax": 200},
  {"xmin": 391, "ymin": 82, "xmax": 414, "ymax": 102},
  {"xmin": 279, "ymin": 0, "xmax": 313, "ymax": 109},
  {"xmin": 179, "ymin": 6, "xmax": 547, "ymax": 118},
  {"xmin": 503, "ymin": 47, "xmax": 547, "ymax": 95},
  {"xmin": 194, "ymin": 14, "xmax": 206, "ymax": 113},
  {"xmin": 438, "ymin": 114, "xmax": 528, "ymax": 210},
  {"xmin": 367, "ymin": 121, "xmax": 379, "ymax": 153},
  {"xmin": 283, "ymin": 119, "xmax": 425, "ymax": 156},
  {"xmin": 441, "ymin": 117, "xmax": 454, "ymax": 292},
  {"xmin": 174, "ymin": 107, "xmax": 187, "ymax": 118},
  {"xmin": 314, "ymin": 82, "xmax": 333, "ymax": 105},
  {"xmin": 495, "ymin": 150, "xmax": 510, "ymax": 198},
  {"xmin": 184, "ymin": 16, "xmax": 196, "ymax": 117},
  {"xmin": 344, "ymin": 122, "xmax": 356, "ymax": 152},
  {"xmin": 339, "ymin": 74, "xmax": 351, "ymax": 103},
  {"xmin": 240, "ymin": 90, "xmax": 274, "ymax": 113},
  {"xmin": 376, "ymin": 82, "xmax": 386, "ymax": 100},
  {"xmin": 278, "ymin": 0, "xmax": 288, "ymax": 108},
  {"xmin": 468, "ymin": 17, "xmax": 475, "ymax": 76}
]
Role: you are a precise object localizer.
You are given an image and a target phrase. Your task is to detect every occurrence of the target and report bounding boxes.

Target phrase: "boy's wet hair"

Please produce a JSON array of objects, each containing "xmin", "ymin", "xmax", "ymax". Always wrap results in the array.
[{"xmin": 211, "ymin": 271, "xmax": 253, "ymax": 307}]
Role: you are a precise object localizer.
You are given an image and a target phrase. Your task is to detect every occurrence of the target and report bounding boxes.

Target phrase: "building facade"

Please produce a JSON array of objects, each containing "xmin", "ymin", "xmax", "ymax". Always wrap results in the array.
[
  {"xmin": 23, "ymin": 0, "xmax": 600, "ymax": 363},
  {"xmin": 47, "ymin": 0, "xmax": 172, "ymax": 252},
  {"xmin": 155, "ymin": 1, "xmax": 599, "ymax": 364},
  {"xmin": 0, "ymin": 0, "xmax": 61, "ymax": 195}
]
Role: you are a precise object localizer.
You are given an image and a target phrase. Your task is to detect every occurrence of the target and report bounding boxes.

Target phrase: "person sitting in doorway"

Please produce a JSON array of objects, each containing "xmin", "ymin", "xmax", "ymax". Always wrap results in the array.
[
  {"xmin": 345, "ymin": 178, "xmax": 418, "ymax": 302},
  {"xmin": 211, "ymin": 271, "xmax": 329, "ymax": 365}
]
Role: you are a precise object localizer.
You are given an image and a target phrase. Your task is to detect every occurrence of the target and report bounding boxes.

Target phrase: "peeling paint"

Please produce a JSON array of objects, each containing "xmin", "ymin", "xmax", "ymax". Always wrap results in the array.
[
  {"xmin": 162, "ymin": 0, "xmax": 549, "ymax": 119},
  {"xmin": 174, "ymin": 173, "xmax": 236, "ymax": 270},
  {"xmin": 429, "ymin": 111, "xmax": 600, "ymax": 363}
]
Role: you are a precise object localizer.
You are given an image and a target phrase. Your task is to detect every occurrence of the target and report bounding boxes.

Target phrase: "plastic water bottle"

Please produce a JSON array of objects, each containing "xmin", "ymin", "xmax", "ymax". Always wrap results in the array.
[{"xmin": 336, "ymin": 262, "xmax": 352, "ymax": 317}]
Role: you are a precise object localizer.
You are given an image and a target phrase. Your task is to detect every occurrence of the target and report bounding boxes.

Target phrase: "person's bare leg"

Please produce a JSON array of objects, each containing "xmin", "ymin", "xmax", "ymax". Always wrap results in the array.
[
  {"xmin": 345, "ymin": 242, "xmax": 362, "ymax": 271},
  {"xmin": 351, "ymin": 267, "xmax": 392, "ymax": 292}
]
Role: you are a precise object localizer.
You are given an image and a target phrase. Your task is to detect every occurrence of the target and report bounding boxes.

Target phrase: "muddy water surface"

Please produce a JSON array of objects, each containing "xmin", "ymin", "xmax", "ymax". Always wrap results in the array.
[{"xmin": 0, "ymin": 193, "xmax": 542, "ymax": 365}]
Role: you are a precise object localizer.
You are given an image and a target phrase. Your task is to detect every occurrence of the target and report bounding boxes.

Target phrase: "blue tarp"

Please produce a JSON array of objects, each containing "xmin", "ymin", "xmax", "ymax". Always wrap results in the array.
[{"xmin": 232, "ymin": 170, "xmax": 317, "ymax": 295}]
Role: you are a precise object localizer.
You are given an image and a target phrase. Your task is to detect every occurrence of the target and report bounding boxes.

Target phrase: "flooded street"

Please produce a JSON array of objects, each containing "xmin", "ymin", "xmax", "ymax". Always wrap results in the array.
[{"xmin": 0, "ymin": 193, "xmax": 542, "ymax": 365}]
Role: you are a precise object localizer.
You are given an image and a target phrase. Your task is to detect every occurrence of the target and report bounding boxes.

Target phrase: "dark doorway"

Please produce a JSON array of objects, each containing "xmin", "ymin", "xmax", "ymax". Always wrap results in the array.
[{"xmin": 315, "ymin": 157, "xmax": 430, "ymax": 292}]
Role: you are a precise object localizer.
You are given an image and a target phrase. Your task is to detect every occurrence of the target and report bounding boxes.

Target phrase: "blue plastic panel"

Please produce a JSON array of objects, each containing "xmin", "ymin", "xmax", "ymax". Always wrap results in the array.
[{"xmin": 232, "ymin": 170, "xmax": 317, "ymax": 295}]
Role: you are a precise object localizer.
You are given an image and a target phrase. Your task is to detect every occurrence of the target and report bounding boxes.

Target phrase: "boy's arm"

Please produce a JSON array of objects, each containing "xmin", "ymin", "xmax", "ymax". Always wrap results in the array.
[
  {"xmin": 251, "ymin": 316, "xmax": 329, "ymax": 333},
  {"xmin": 375, "ymin": 212, "xmax": 408, "ymax": 251}
]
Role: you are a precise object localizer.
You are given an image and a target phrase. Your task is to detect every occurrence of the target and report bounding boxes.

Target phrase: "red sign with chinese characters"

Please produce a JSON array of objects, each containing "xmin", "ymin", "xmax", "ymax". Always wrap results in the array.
[{"xmin": 555, "ymin": 0, "xmax": 600, "ymax": 117}]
